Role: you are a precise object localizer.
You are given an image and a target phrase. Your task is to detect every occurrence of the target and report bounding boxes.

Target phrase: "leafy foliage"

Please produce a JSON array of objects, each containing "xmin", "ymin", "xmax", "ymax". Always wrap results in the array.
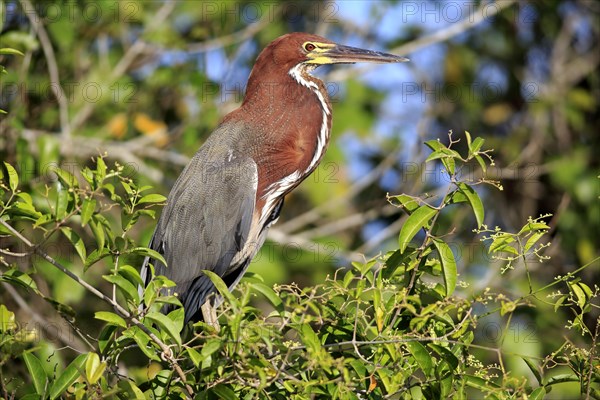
[
  {"xmin": 1, "ymin": 1, "xmax": 598, "ymax": 397},
  {"xmin": 1, "ymin": 134, "xmax": 597, "ymax": 398}
]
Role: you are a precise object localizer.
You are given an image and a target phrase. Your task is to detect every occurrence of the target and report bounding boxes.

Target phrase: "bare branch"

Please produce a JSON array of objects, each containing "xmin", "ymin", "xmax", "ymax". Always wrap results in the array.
[
  {"xmin": 19, "ymin": 0, "xmax": 71, "ymax": 141},
  {"xmin": 328, "ymin": 0, "xmax": 517, "ymax": 82},
  {"xmin": 277, "ymin": 144, "xmax": 404, "ymax": 234},
  {"xmin": 186, "ymin": 10, "xmax": 279, "ymax": 53},
  {"xmin": 70, "ymin": 1, "xmax": 177, "ymax": 132}
]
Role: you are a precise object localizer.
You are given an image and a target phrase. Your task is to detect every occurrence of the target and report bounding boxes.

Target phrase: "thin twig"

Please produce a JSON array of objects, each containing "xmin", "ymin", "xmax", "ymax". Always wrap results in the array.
[
  {"xmin": 0, "ymin": 219, "xmax": 194, "ymax": 398},
  {"xmin": 267, "ymin": 227, "xmax": 363, "ymax": 263},
  {"xmin": 277, "ymin": 144, "xmax": 405, "ymax": 234},
  {"xmin": 70, "ymin": 1, "xmax": 176, "ymax": 132},
  {"xmin": 186, "ymin": 11, "xmax": 278, "ymax": 53},
  {"xmin": 20, "ymin": 0, "xmax": 71, "ymax": 141},
  {"xmin": 1, "ymin": 282, "xmax": 92, "ymax": 352},
  {"xmin": 328, "ymin": 0, "xmax": 518, "ymax": 82}
]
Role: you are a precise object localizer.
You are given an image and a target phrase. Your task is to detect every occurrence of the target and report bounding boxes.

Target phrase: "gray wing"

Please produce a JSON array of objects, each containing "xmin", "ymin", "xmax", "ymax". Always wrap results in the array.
[{"xmin": 141, "ymin": 147, "xmax": 258, "ymax": 321}]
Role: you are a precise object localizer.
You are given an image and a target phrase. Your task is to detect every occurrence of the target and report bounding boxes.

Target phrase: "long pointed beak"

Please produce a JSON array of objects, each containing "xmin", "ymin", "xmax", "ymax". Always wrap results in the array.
[{"xmin": 323, "ymin": 44, "xmax": 409, "ymax": 64}]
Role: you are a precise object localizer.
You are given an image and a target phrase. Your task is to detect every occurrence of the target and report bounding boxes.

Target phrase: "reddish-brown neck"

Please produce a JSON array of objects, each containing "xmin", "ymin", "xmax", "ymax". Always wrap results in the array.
[{"xmin": 224, "ymin": 61, "xmax": 332, "ymax": 204}]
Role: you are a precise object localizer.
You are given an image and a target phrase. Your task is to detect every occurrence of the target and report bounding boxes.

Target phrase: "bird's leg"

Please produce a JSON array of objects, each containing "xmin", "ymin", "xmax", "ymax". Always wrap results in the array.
[{"xmin": 201, "ymin": 300, "xmax": 220, "ymax": 331}]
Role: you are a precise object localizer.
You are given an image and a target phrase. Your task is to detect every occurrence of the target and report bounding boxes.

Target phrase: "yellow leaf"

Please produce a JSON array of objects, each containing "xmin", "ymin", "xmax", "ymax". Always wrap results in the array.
[
  {"xmin": 483, "ymin": 103, "xmax": 513, "ymax": 125},
  {"xmin": 107, "ymin": 113, "xmax": 128, "ymax": 138},
  {"xmin": 134, "ymin": 113, "xmax": 168, "ymax": 146},
  {"xmin": 368, "ymin": 375, "xmax": 377, "ymax": 393}
]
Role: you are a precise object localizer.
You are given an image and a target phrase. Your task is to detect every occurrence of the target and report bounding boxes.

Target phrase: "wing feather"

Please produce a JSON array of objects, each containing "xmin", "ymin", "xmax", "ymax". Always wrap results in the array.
[{"xmin": 141, "ymin": 138, "xmax": 258, "ymax": 321}]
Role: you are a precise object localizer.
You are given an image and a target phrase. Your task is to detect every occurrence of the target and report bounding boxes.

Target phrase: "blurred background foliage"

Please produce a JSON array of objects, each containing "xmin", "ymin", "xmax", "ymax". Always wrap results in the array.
[{"xmin": 0, "ymin": 0, "xmax": 598, "ymax": 397}]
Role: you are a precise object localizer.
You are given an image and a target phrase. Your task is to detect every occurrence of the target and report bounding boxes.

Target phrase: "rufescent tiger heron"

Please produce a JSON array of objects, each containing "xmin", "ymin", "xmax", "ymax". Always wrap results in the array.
[{"xmin": 140, "ymin": 32, "xmax": 408, "ymax": 325}]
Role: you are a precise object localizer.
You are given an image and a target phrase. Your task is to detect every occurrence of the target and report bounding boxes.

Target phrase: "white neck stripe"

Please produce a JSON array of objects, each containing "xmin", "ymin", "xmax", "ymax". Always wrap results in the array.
[{"xmin": 258, "ymin": 64, "xmax": 332, "ymax": 226}]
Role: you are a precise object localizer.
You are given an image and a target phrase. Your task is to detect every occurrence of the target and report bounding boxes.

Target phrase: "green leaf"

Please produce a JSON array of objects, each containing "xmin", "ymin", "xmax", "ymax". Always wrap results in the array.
[
  {"xmin": 89, "ymin": 217, "xmax": 105, "ymax": 251},
  {"xmin": 22, "ymin": 352, "xmax": 48, "ymax": 395},
  {"xmin": 50, "ymin": 166, "xmax": 78, "ymax": 188},
  {"xmin": 405, "ymin": 341, "xmax": 433, "ymax": 376},
  {"xmin": 251, "ymin": 282, "xmax": 283, "ymax": 311},
  {"xmin": 121, "ymin": 181, "xmax": 133, "ymax": 200},
  {"xmin": 0, "ymin": 304, "xmax": 17, "ymax": 331},
  {"xmin": 428, "ymin": 344, "xmax": 459, "ymax": 370},
  {"xmin": 37, "ymin": 135, "xmax": 60, "ymax": 176},
  {"xmin": 119, "ymin": 264, "xmax": 144, "ymax": 287},
  {"xmin": 424, "ymin": 140, "xmax": 445, "ymax": 152},
  {"xmin": 425, "ymin": 150, "xmax": 450, "ymax": 163},
  {"xmin": 489, "ymin": 233, "xmax": 518, "ymax": 254},
  {"xmin": 201, "ymin": 338, "xmax": 222, "ymax": 359},
  {"xmin": 167, "ymin": 308, "xmax": 185, "ymax": 333},
  {"xmin": 545, "ymin": 373, "xmax": 579, "ymax": 386},
  {"xmin": 300, "ymin": 323, "xmax": 321, "ymax": 353},
  {"xmin": 577, "ymin": 281, "xmax": 593, "ymax": 299},
  {"xmin": 95, "ymin": 311, "xmax": 127, "ymax": 328},
  {"xmin": 203, "ymin": 270, "xmax": 236, "ymax": 305},
  {"xmin": 186, "ymin": 348, "xmax": 203, "ymax": 367},
  {"xmin": 145, "ymin": 311, "xmax": 182, "ymax": 347},
  {"xmin": 518, "ymin": 221, "xmax": 550, "ymax": 235},
  {"xmin": 465, "ymin": 130, "xmax": 472, "ymax": 150},
  {"xmin": 389, "ymin": 194, "xmax": 420, "ymax": 212},
  {"xmin": 456, "ymin": 182, "xmax": 484, "ymax": 227},
  {"xmin": 125, "ymin": 247, "xmax": 167, "ymax": 268},
  {"xmin": 95, "ymin": 157, "xmax": 107, "ymax": 183},
  {"xmin": 398, "ymin": 205, "xmax": 437, "ymax": 253},
  {"xmin": 568, "ymin": 282, "xmax": 589, "ymax": 309},
  {"xmin": 138, "ymin": 194, "xmax": 167, "ymax": 204},
  {"xmin": 98, "ymin": 325, "xmax": 117, "ymax": 354},
  {"xmin": 474, "ymin": 154, "xmax": 487, "ymax": 173},
  {"xmin": 0, "ymin": 269, "xmax": 38, "ymax": 291},
  {"xmin": 16, "ymin": 192, "xmax": 33, "ymax": 205},
  {"xmin": 84, "ymin": 248, "xmax": 111, "ymax": 270},
  {"xmin": 80, "ymin": 198, "xmax": 96, "ymax": 227},
  {"xmin": 3, "ymin": 162, "xmax": 19, "ymax": 192},
  {"xmin": 464, "ymin": 375, "xmax": 499, "ymax": 391},
  {"xmin": 60, "ymin": 227, "xmax": 87, "ymax": 262},
  {"xmin": 447, "ymin": 190, "xmax": 468, "ymax": 205},
  {"xmin": 432, "ymin": 239, "xmax": 457, "ymax": 296},
  {"xmin": 442, "ymin": 157, "xmax": 456, "ymax": 175},
  {"xmin": 49, "ymin": 353, "xmax": 87, "ymax": 400},
  {"xmin": 470, "ymin": 137, "xmax": 485, "ymax": 155},
  {"xmin": 117, "ymin": 380, "xmax": 145, "ymax": 399},
  {"xmin": 524, "ymin": 231, "xmax": 546, "ymax": 252},
  {"xmin": 85, "ymin": 353, "xmax": 106, "ymax": 385},
  {"xmin": 54, "ymin": 182, "xmax": 69, "ymax": 220},
  {"xmin": 384, "ymin": 249, "xmax": 411, "ymax": 272},
  {"xmin": 103, "ymin": 274, "xmax": 139, "ymax": 303},
  {"xmin": 211, "ymin": 385, "xmax": 238, "ymax": 400},
  {"xmin": 529, "ymin": 387, "xmax": 546, "ymax": 400},
  {"xmin": 124, "ymin": 326, "xmax": 160, "ymax": 361},
  {"xmin": 522, "ymin": 357, "xmax": 542, "ymax": 385},
  {"xmin": 0, "ymin": 47, "xmax": 24, "ymax": 56},
  {"xmin": 554, "ymin": 295, "xmax": 567, "ymax": 312},
  {"xmin": 14, "ymin": 201, "xmax": 42, "ymax": 219},
  {"xmin": 150, "ymin": 369, "xmax": 172, "ymax": 398}
]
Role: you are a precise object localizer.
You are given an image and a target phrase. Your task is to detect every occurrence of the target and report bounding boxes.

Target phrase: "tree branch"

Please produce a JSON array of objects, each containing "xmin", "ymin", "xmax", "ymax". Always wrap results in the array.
[
  {"xmin": 328, "ymin": 0, "xmax": 517, "ymax": 82},
  {"xmin": 20, "ymin": 0, "xmax": 71, "ymax": 142},
  {"xmin": 0, "ymin": 219, "xmax": 194, "ymax": 398}
]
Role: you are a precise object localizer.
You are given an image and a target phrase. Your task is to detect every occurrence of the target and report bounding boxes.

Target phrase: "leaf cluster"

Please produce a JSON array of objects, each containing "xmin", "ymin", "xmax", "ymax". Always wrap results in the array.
[{"xmin": 0, "ymin": 134, "xmax": 598, "ymax": 399}]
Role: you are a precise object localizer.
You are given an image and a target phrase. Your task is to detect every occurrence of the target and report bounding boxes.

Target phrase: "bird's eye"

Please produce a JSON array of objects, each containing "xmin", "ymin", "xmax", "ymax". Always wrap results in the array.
[{"xmin": 304, "ymin": 43, "xmax": 316, "ymax": 52}]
